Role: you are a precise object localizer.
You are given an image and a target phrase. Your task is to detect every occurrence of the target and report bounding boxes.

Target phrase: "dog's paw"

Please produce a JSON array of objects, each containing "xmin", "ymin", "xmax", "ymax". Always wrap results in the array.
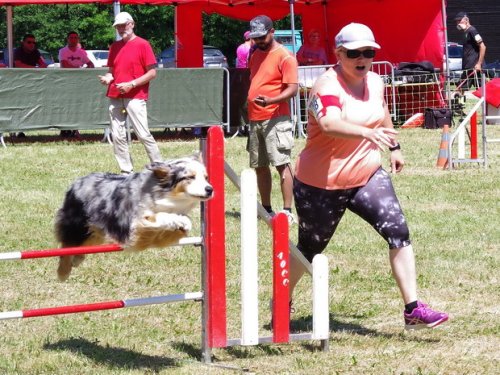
[
  {"xmin": 72, "ymin": 254, "xmax": 86, "ymax": 267},
  {"xmin": 172, "ymin": 215, "xmax": 192, "ymax": 232},
  {"xmin": 57, "ymin": 256, "xmax": 73, "ymax": 282},
  {"xmin": 159, "ymin": 213, "xmax": 192, "ymax": 232},
  {"xmin": 142, "ymin": 212, "xmax": 192, "ymax": 232}
]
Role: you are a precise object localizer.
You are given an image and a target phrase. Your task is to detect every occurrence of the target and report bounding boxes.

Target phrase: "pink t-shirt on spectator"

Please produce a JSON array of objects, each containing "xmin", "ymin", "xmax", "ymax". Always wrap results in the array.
[
  {"xmin": 236, "ymin": 42, "xmax": 251, "ymax": 68},
  {"xmin": 58, "ymin": 46, "xmax": 91, "ymax": 68}
]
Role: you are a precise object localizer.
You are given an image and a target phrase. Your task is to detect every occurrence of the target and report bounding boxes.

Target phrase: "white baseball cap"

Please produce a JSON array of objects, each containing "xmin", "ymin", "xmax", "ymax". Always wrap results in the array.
[
  {"xmin": 335, "ymin": 23, "xmax": 381, "ymax": 50},
  {"xmin": 113, "ymin": 12, "xmax": 134, "ymax": 27}
]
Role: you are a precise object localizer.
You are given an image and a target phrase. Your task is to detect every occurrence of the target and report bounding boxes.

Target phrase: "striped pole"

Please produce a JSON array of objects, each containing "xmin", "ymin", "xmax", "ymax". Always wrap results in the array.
[
  {"xmin": 272, "ymin": 212, "xmax": 290, "ymax": 343},
  {"xmin": 0, "ymin": 237, "xmax": 202, "ymax": 261},
  {"xmin": 0, "ymin": 292, "xmax": 203, "ymax": 321}
]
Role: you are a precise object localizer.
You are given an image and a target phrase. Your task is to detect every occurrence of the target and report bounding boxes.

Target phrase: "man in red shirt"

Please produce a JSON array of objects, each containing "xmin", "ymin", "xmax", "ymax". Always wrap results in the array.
[
  {"xmin": 99, "ymin": 12, "xmax": 162, "ymax": 174},
  {"xmin": 247, "ymin": 15, "xmax": 299, "ymax": 224}
]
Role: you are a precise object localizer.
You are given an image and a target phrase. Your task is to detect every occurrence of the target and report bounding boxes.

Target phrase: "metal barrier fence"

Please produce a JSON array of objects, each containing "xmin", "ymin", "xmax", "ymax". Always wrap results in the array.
[
  {"xmin": 448, "ymin": 73, "xmax": 500, "ymax": 169},
  {"xmin": 292, "ymin": 62, "xmax": 449, "ymax": 137}
]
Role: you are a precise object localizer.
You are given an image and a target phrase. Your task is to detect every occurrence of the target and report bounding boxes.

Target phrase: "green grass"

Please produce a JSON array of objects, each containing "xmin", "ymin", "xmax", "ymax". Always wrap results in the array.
[{"xmin": 0, "ymin": 124, "xmax": 499, "ymax": 374}]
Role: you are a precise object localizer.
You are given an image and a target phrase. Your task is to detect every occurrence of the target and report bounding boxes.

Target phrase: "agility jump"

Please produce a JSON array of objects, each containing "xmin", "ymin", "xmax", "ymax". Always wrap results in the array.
[{"xmin": 0, "ymin": 126, "xmax": 329, "ymax": 363}]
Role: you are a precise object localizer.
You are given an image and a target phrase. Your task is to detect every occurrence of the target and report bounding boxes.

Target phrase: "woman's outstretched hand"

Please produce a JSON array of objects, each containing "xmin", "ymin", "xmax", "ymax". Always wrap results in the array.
[{"xmin": 365, "ymin": 127, "xmax": 397, "ymax": 150}]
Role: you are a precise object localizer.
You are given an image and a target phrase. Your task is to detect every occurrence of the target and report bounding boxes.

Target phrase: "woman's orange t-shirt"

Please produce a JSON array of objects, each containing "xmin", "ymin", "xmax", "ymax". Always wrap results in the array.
[{"xmin": 295, "ymin": 67, "xmax": 386, "ymax": 190}]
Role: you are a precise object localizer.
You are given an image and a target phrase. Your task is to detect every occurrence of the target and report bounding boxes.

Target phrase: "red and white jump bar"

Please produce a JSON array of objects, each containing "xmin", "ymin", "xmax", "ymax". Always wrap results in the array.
[
  {"xmin": 0, "ymin": 292, "xmax": 203, "ymax": 321},
  {"xmin": 0, "ymin": 237, "xmax": 202, "ymax": 261}
]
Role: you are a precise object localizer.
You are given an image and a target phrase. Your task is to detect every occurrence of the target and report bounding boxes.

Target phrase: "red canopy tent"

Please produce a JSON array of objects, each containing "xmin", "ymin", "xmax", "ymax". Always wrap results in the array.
[{"xmin": 1, "ymin": 0, "xmax": 447, "ymax": 70}]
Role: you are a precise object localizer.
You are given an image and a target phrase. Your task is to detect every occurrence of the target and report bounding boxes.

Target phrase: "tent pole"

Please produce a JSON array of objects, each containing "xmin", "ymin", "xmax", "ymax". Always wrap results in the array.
[
  {"xmin": 114, "ymin": 1, "xmax": 121, "ymax": 41},
  {"xmin": 113, "ymin": 1, "xmax": 121, "ymax": 15},
  {"xmin": 289, "ymin": 0, "xmax": 296, "ymax": 55},
  {"xmin": 7, "ymin": 6, "xmax": 13, "ymax": 68},
  {"xmin": 288, "ymin": 0, "xmax": 301, "ymax": 137},
  {"xmin": 174, "ymin": 5, "xmax": 178, "ymax": 68},
  {"xmin": 441, "ymin": 0, "xmax": 451, "ymax": 108}
]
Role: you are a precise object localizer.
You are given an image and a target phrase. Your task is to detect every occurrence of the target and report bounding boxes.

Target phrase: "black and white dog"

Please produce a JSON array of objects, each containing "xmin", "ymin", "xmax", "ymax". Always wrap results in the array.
[{"xmin": 54, "ymin": 155, "xmax": 213, "ymax": 281}]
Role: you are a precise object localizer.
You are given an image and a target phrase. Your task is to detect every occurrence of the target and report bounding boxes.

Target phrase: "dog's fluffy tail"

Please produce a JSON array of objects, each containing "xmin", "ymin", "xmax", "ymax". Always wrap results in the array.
[
  {"xmin": 55, "ymin": 188, "xmax": 92, "ymax": 281},
  {"xmin": 54, "ymin": 189, "xmax": 91, "ymax": 246}
]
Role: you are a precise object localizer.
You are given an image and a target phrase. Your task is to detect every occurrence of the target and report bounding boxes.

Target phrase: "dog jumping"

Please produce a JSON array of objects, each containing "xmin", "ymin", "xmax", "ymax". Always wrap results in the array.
[{"xmin": 54, "ymin": 155, "xmax": 213, "ymax": 281}]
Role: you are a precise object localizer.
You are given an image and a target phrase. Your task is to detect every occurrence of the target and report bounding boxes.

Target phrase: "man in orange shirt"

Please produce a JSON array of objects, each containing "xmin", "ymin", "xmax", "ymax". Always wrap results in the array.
[{"xmin": 247, "ymin": 15, "xmax": 298, "ymax": 224}]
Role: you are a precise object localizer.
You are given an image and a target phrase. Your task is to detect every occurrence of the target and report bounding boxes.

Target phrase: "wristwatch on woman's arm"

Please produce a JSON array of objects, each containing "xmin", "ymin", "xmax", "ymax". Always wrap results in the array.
[{"xmin": 389, "ymin": 143, "xmax": 401, "ymax": 152}]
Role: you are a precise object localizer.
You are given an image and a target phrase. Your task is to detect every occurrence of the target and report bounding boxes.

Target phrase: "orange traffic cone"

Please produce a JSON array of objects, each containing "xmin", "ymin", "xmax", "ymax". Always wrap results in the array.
[
  {"xmin": 401, "ymin": 113, "xmax": 424, "ymax": 128},
  {"xmin": 436, "ymin": 124, "xmax": 450, "ymax": 169}
]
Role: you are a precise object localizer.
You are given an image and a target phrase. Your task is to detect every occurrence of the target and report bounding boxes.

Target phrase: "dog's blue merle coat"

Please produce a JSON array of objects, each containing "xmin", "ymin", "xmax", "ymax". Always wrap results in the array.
[{"xmin": 55, "ymin": 160, "xmax": 198, "ymax": 246}]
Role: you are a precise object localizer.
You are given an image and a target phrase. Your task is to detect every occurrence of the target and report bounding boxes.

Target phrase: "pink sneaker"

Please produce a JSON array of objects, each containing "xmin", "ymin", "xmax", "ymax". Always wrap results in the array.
[{"xmin": 404, "ymin": 301, "xmax": 449, "ymax": 330}]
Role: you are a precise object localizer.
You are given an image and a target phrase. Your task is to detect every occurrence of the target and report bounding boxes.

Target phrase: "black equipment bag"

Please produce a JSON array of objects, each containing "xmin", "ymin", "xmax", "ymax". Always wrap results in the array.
[
  {"xmin": 393, "ymin": 61, "xmax": 436, "ymax": 83},
  {"xmin": 398, "ymin": 61, "xmax": 435, "ymax": 73},
  {"xmin": 424, "ymin": 108, "xmax": 453, "ymax": 129}
]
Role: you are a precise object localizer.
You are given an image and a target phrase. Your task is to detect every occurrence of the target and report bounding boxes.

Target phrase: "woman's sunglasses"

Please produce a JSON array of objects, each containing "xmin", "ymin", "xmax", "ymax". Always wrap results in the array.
[{"xmin": 344, "ymin": 49, "xmax": 376, "ymax": 59}]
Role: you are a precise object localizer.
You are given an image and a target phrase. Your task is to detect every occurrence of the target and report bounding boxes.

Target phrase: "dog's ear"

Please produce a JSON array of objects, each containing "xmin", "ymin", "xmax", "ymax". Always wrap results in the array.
[
  {"xmin": 190, "ymin": 152, "xmax": 203, "ymax": 163},
  {"xmin": 147, "ymin": 162, "xmax": 171, "ymax": 180}
]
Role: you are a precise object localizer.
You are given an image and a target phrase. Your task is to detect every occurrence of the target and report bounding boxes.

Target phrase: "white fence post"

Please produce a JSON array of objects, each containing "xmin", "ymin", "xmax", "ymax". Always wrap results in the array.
[{"xmin": 240, "ymin": 169, "xmax": 259, "ymax": 345}]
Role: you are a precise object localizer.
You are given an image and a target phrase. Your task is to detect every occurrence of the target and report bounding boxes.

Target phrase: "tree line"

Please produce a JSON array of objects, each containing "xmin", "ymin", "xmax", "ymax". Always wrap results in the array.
[{"xmin": 0, "ymin": 4, "xmax": 295, "ymax": 66}]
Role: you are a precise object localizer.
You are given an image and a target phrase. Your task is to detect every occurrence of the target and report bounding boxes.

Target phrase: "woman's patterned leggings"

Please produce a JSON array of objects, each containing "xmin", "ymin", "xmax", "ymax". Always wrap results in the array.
[{"xmin": 293, "ymin": 168, "xmax": 411, "ymax": 262}]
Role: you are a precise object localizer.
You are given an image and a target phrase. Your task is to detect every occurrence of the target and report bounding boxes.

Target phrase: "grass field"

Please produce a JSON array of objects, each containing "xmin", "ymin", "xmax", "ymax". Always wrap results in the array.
[{"xmin": 0, "ymin": 124, "xmax": 499, "ymax": 374}]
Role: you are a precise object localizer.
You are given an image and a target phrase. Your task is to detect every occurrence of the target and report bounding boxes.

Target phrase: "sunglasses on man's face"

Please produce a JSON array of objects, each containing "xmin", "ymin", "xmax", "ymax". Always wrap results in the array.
[
  {"xmin": 345, "ymin": 49, "xmax": 376, "ymax": 59},
  {"xmin": 25, "ymin": 40, "xmax": 36, "ymax": 45}
]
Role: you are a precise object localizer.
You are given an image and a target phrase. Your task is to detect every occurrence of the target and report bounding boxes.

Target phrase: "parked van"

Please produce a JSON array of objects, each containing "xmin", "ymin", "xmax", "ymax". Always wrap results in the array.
[{"xmin": 274, "ymin": 30, "xmax": 302, "ymax": 53}]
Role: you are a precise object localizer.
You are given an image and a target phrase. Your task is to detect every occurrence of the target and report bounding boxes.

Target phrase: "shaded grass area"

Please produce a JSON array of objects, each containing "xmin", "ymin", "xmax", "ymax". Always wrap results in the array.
[{"xmin": 0, "ymin": 125, "xmax": 499, "ymax": 374}]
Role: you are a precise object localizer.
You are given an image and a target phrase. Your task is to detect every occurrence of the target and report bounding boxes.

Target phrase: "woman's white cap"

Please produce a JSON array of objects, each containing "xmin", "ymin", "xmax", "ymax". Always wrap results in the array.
[{"xmin": 335, "ymin": 23, "xmax": 381, "ymax": 50}]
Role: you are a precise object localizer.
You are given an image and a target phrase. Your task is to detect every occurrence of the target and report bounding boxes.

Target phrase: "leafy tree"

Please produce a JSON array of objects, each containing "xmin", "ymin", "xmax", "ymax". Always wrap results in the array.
[
  {"xmin": 0, "ymin": 4, "xmax": 300, "ymax": 67},
  {"xmin": 1, "ymin": 5, "xmax": 115, "ymax": 58},
  {"xmin": 119, "ymin": 5, "xmax": 175, "ymax": 54},
  {"xmin": 202, "ymin": 14, "xmax": 247, "ymax": 67}
]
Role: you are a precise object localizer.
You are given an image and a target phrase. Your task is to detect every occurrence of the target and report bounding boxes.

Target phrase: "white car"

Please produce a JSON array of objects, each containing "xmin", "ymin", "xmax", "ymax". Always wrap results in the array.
[
  {"xmin": 446, "ymin": 43, "xmax": 462, "ymax": 71},
  {"xmin": 444, "ymin": 42, "xmax": 463, "ymax": 83},
  {"xmin": 86, "ymin": 50, "xmax": 109, "ymax": 68}
]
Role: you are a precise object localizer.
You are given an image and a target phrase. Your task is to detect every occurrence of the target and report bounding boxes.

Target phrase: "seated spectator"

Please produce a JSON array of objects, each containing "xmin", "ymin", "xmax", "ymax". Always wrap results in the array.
[
  {"xmin": 296, "ymin": 29, "xmax": 328, "ymax": 66},
  {"xmin": 59, "ymin": 31, "xmax": 94, "ymax": 68},
  {"xmin": 14, "ymin": 34, "xmax": 47, "ymax": 68},
  {"xmin": 59, "ymin": 31, "xmax": 94, "ymax": 138}
]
